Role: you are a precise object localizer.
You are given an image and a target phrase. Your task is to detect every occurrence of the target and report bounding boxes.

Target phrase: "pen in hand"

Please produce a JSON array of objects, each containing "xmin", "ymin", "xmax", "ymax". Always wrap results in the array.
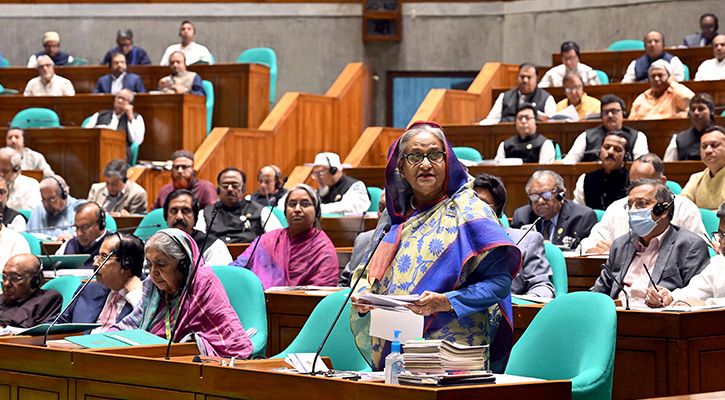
[{"xmin": 642, "ymin": 263, "xmax": 663, "ymax": 304}]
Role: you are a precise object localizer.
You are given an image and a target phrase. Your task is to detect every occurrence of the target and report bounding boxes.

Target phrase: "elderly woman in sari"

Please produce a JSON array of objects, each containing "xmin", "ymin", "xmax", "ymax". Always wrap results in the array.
[
  {"xmin": 350, "ymin": 121, "xmax": 522, "ymax": 372},
  {"xmin": 230, "ymin": 183, "xmax": 339, "ymax": 290},
  {"xmin": 112, "ymin": 228, "xmax": 252, "ymax": 358}
]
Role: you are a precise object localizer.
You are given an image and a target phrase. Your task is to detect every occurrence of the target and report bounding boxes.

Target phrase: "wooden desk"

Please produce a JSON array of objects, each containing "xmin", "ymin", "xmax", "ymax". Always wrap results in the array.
[
  {"xmin": 320, "ymin": 217, "xmax": 378, "ymax": 247},
  {"xmin": 565, "ymin": 256, "xmax": 606, "ymax": 293},
  {"xmin": 513, "ymin": 305, "xmax": 725, "ymax": 399},
  {"xmin": 0, "ymin": 63, "xmax": 270, "ymax": 131},
  {"xmin": 112, "ymin": 215, "xmax": 144, "ymax": 232},
  {"xmin": 1, "ymin": 94, "xmax": 206, "ymax": 161},
  {"xmin": 265, "ymin": 290, "xmax": 332, "ymax": 357},
  {"xmin": 24, "ymin": 127, "xmax": 125, "ymax": 197}
]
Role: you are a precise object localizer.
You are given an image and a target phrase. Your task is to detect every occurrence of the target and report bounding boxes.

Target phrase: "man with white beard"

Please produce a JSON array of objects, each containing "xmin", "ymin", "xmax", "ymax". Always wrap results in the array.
[
  {"xmin": 310, "ymin": 152, "xmax": 370, "ymax": 215},
  {"xmin": 23, "ymin": 55, "xmax": 75, "ymax": 96}
]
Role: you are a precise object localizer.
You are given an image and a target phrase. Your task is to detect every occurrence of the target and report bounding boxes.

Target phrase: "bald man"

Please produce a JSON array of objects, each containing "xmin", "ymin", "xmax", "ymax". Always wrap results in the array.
[
  {"xmin": 250, "ymin": 165, "xmax": 288, "ymax": 208},
  {"xmin": 0, "ymin": 254, "xmax": 62, "ymax": 329}
]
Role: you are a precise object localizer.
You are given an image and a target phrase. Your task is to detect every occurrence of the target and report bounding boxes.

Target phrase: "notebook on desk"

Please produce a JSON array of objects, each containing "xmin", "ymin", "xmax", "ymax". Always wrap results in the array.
[{"xmin": 66, "ymin": 329, "xmax": 167, "ymax": 349}]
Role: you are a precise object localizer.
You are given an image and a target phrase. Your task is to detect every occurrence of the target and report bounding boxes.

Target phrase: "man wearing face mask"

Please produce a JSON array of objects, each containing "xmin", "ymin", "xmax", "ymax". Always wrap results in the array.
[
  {"xmin": 664, "ymin": 94, "xmax": 716, "ymax": 161},
  {"xmin": 590, "ymin": 179, "xmax": 710, "ymax": 307},
  {"xmin": 573, "ymin": 132, "xmax": 630, "ymax": 210}
]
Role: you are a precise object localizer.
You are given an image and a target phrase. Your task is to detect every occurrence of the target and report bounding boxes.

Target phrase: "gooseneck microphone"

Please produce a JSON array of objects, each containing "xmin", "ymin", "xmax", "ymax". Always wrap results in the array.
[
  {"xmin": 243, "ymin": 178, "xmax": 287, "ymax": 269},
  {"xmin": 309, "ymin": 223, "xmax": 391, "ymax": 375},
  {"xmin": 601, "ymin": 263, "xmax": 630, "ymax": 310},
  {"xmin": 164, "ymin": 202, "xmax": 220, "ymax": 360},
  {"xmin": 515, "ymin": 216, "xmax": 542, "ymax": 246},
  {"xmin": 43, "ymin": 251, "xmax": 116, "ymax": 347}
]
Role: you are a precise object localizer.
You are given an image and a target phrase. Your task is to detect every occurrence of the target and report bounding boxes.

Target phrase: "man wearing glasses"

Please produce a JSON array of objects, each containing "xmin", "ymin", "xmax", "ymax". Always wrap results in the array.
[
  {"xmin": 683, "ymin": 13, "xmax": 720, "ymax": 48},
  {"xmin": 561, "ymin": 94, "xmax": 649, "ymax": 163},
  {"xmin": 84, "ymin": 89, "xmax": 145, "ymax": 165},
  {"xmin": 27, "ymin": 175, "xmax": 82, "ymax": 241},
  {"xmin": 511, "ymin": 170, "xmax": 597, "ymax": 247},
  {"xmin": 151, "ymin": 150, "xmax": 216, "ymax": 210},
  {"xmin": 554, "ymin": 71, "xmax": 601, "ymax": 120},
  {"xmin": 494, "ymin": 103, "xmax": 555, "ymax": 164},
  {"xmin": 309, "ymin": 152, "xmax": 370, "ymax": 215},
  {"xmin": 23, "ymin": 55, "xmax": 75, "ymax": 96},
  {"xmin": 0, "ymin": 254, "xmax": 62, "ymax": 329},
  {"xmin": 55, "ymin": 202, "xmax": 110, "ymax": 269},
  {"xmin": 479, "ymin": 63, "xmax": 555, "ymax": 125}
]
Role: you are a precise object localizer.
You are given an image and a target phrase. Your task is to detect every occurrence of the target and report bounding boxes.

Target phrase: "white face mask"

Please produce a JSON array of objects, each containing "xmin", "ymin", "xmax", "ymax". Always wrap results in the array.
[{"xmin": 628, "ymin": 207, "xmax": 658, "ymax": 237}]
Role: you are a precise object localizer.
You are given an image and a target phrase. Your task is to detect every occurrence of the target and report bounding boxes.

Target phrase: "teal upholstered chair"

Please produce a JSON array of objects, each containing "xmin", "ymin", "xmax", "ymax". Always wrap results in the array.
[
  {"xmin": 105, "ymin": 214, "xmax": 117, "ymax": 232},
  {"xmin": 67, "ymin": 58, "xmax": 88, "ymax": 66},
  {"xmin": 367, "ymin": 187, "xmax": 383, "ymax": 212},
  {"xmin": 133, "ymin": 209, "xmax": 168, "ymax": 240},
  {"xmin": 0, "ymin": 57, "xmax": 9, "ymax": 67},
  {"xmin": 506, "ymin": 291, "xmax": 617, "ymax": 400},
  {"xmin": 17, "ymin": 209, "xmax": 32, "ymax": 221},
  {"xmin": 11, "ymin": 108, "xmax": 61, "ymax": 128},
  {"xmin": 594, "ymin": 70, "xmax": 609, "ymax": 84},
  {"xmin": 700, "ymin": 208, "xmax": 719, "ymax": 239},
  {"xmin": 20, "ymin": 232, "xmax": 41, "ymax": 256},
  {"xmin": 499, "ymin": 213, "xmax": 510, "ymax": 228},
  {"xmin": 211, "ymin": 265, "xmax": 268, "ymax": 356},
  {"xmin": 274, "ymin": 288, "xmax": 371, "ymax": 371},
  {"xmin": 265, "ymin": 206, "xmax": 288, "ymax": 228},
  {"xmin": 42, "ymin": 276, "xmax": 83, "ymax": 309},
  {"xmin": 544, "ymin": 241, "xmax": 568, "ymax": 296},
  {"xmin": 553, "ymin": 141, "xmax": 562, "ymax": 161},
  {"xmin": 202, "ymin": 80, "xmax": 214, "ymax": 135},
  {"xmin": 594, "ymin": 209, "xmax": 605, "ymax": 222},
  {"xmin": 81, "ymin": 116, "xmax": 92, "ymax": 128},
  {"xmin": 129, "ymin": 142, "xmax": 140, "ymax": 166},
  {"xmin": 608, "ymin": 40, "xmax": 645, "ymax": 51},
  {"xmin": 237, "ymin": 47, "xmax": 277, "ymax": 104},
  {"xmin": 452, "ymin": 147, "xmax": 483, "ymax": 163},
  {"xmin": 665, "ymin": 181, "xmax": 682, "ymax": 195},
  {"xmin": 683, "ymin": 64, "xmax": 690, "ymax": 81}
]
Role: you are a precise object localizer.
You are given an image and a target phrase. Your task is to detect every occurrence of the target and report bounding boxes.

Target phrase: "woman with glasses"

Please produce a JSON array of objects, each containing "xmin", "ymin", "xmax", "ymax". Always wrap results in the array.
[
  {"xmin": 230, "ymin": 184, "xmax": 338, "ymax": 290},
  {"xmin": 350, "ymin": 121, "xmax": 522, "ymax": 372}
]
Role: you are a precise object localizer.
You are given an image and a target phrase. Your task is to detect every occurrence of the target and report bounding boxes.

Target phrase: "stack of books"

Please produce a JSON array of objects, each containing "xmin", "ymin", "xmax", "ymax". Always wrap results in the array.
[{"xmin": 401, "ymin": 339, "xmax": 488, "ymax": 373}]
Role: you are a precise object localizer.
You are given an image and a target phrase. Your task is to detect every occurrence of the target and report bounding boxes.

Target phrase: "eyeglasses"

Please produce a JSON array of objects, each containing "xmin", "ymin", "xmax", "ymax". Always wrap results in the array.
[
  {"xmin": 516, "ymin": 115, "xmax": 535, "ymax": 122},
  {"xmin": 528, "ymin": 190, "xmax": 558, "ymax": 202},
  {"xmin": 713, "ymin": 231, "xmax": 725, "ymax": 242},
  {"xmin": 288, "ymin": 200, "xmax": 313, "ymax": 209},
  {"xmin": 73, "ymin": 223, "xmax": 95, "ymax": 233},
  {"xmin": 564, "ymin": 85, "xmax": 583, "ymax": 94},
  {"xmin": 602, "ymin": 108, "xmax": 622, "ymax": 116},
  {"xmin": 42, "ymin": 195, "xmax": 60, "ymax": 204},
  {"xmin": 0, "ymin": 189, "xmax": 7, "ymax": 196},
  {"xmin": 312, "ymin": 170, "xmax": 327, "ymax": 178},
  {"xmin": 403, "ymin": 151, "xmax": 446, "ymax": 166},
  {"xmin": 1, "ymin": 273, "xmax": 29, "ymax": 283},
  {"xmin": 219, "ymin": 182, "xmax": 241, "ymax": 190},
  {"xmin": 171, "ymin": 164, "xmax": 192, "ymax": 171},
  {"xmin": 93, "ymin": 254, "xmax": 118, "ymax": 263}
]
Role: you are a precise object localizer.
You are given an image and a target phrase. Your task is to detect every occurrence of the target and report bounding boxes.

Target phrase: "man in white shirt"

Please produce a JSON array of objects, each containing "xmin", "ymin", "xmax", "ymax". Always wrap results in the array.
[
  {"xmin": 310, "ymin": 152, "xmax": 371, "ymax": 215},
  {"xmin": 480, "ymin": 63, "xmax": 556, "ymax": 125},
  {"xmin": 159, "ymin": 21, "xmax": 213, "ymax": 66},
  {"xmin": 23, "ymin": 55, "xmax": 75, "ymax": 97},
  {"xmin": 5, "ymin": 127, "xmax": 55, "ymax": 177},
  {"xmin": 0, "ymin": 148, "xmax": 41, "ymax": 211},
  {"xmin": 621, "ymin": 31, "xmax": 686, "ymax": 83},
  {"xmin": 84, "ymin": 89, "xmax": 145, "ymax": 165},
  {"xmin": 0, "ymin": 178, "xmax": 27, "ymax": 232},
  {"xmin": 695, "ymin": 34, "xmax": 725, "ymax": 81},
  {"xmin": 539, "ymin": 41, "xmax": 600, "ymax": 88}
]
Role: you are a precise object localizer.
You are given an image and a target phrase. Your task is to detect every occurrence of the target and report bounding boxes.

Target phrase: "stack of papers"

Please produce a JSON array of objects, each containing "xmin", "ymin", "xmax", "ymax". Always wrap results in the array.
[
  {"xmin": 402, "ymin": 339, "xmax": 488, "ymax": 373},
  {"xmin": 350, "ymin": 293, "xmax": 420, "ymax": 311},
  {"xmin": 397, "ymin": 371, "xmax": 495, "ymax": 387}
]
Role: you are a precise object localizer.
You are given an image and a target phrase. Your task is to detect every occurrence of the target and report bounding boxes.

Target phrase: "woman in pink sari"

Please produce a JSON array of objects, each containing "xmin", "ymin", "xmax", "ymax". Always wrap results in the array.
[{"xmin": 230, "ymin": 184, "xmax": 339, "ymax": 290}]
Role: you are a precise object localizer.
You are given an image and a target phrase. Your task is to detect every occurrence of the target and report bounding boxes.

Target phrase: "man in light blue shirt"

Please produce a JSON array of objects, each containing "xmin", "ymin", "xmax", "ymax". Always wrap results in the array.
[{"xmin": 27, "ymin": 175, "xmax": 83, "ymax": 240}]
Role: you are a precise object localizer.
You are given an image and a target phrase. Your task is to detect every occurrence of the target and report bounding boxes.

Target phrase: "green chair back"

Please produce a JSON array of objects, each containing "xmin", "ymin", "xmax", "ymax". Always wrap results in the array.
[
  {"xmin": 202, "ymin": 80, "xmax": 214, "ymax": 135},
  {"xmin": 17, "ymin": 209, "xmax": 32, "ymax": 221},
  {"xmin": 665, "ymin": 181, "xmax": 682, "ymax": 195},
  {"xmin": 265, "ymin": 206, "xmax": 288, "ymax": 228},
  {"xmin": 211, "ymin": 265, "xmax": 268, "ymax": 356},
  {"xmin": 237, "ymin": 47, "xmax": 277, "ymax": 103},
  {"xmin": 0, "ymin": 57, "xmax": 9, "ymax": 67},
  {"xmin": 11, "ymin": 108, "xmax": 61, "ymax": 128},
  {"xmin": 129, "ymin": 142, "xmax": 140, "ymax": 166},
  {"xmin": 608, "ymin": 40, "xmax": 645, "ymax": 51},
  {"xmin": 133, "ymin": 209, "xmax": 168, "ymax": 241},
  {"xmin": 82, "ymin": 116, "xmax": 92, "ymax": 128},
  {"xmin": 544, "ymin": 241, "xmax": 567, "ymax": 296},
  {"xmin": 20, "ymin": 232, "xmax": 41, "ymax": 256},
  {"xmin": 367, "ymin": 187, "xmax": 383, "ymax": 212},
  {"xmin": 594, "ymin": 209, "xmax": 605, "ymax": 222},
  {"xmin": 105, "ymin": 214, "xmax": 117, "ymax": 232},
  {"xmin": 67, "ymin": 58, "xmax": 88, "ymax": 66},
  {"xmin": 700, "ymin": 208, "xmax": 719, "ymax": 239},
  {"xmin": 41, "ymin": 276, "xmax": 83, "ymax": 309},
  {"xmin": 553, "ymin": 141, "xmax": 562, "ymax": 161},
  {"xmin": 683, "ymin": 64, "xmax": 690, "ymax": 81},
  {"xmin": 506, "ymin": 291, "xmax": 617, "ymax": 400},
  {"xmin": 499, "ymin": 212, "xmax": 510, "ymax": 228},
  {"xmin": 594, "ymin": 69, "xmax": 609, "ymax": 84},
  {"xmin": 452, "ymin": 147, "xmax": 483, "ymax": 163},
  {"xmin": 273, "ymin": 288, "xmax": 371, "ymax": 372}
]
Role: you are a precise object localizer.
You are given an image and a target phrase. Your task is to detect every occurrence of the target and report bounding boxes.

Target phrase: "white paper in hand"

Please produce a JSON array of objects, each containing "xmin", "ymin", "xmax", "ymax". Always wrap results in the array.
[{"xmin": 369, "ymin": 308, "xmax": 423, "ymax": 342}]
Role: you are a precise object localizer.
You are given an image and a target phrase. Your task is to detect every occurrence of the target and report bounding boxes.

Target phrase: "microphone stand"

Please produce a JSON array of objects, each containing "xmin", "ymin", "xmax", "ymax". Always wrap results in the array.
[
  {"xmin": 309, "ymin": 224, "xmax": 391, "ymax": 375},
  {"xmin": 602, "ymin": 263, "xmax": 630, "ymax": 310},
  {"xmin": 516, "ymin": 216, "xmax": 542, "ymax": 246},
  {"xmin": 43, "ymin": 252, "xmax": 116, "ymax": 346},
  {"xmin": 243, "ymin": 199, "xmax": 278, "ymax": 269}
]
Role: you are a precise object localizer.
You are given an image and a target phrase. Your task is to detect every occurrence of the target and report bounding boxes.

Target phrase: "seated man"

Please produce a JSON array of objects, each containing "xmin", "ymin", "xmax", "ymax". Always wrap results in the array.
[
  {"xmin": 56, "ymin": 202, "xmax": 110, "ymax": 268},
  {"xmin": 150, "ymin": 150, "xmax": 216, "ymax": 210},
  {"xmin": 250, "ymin": 165, "xmax": 288, "ymax": 208},
  {"xmin": 474, "ymin": 173, "xmax": 555, "ymax": 298},
  {"xmin": 0, "ymin": 182, "xmax": 31, "ymax": 269},
  {"xmin": 88, "ymin": 159, "xmax": 147, "ymax": 216},
  {"xmin": 511, "ymin": 170, "xmax": 597, "ymax": 247},
  {"xmin": 100, "ymin": 29, "xmax": 151, "ymax": 66},
  {"xmin": 310, "ymin": 152, "xmax": 370, "ymax": 215},
  {"xmin": 664, "ymin": 94, "xmax": 715, "ymax": 161},
  {"xmin": 159, "ymin": 20, "xmax": 213, "ymax": 66},
  {"xmin": 681, "ymin": 125, "xmax": 725, "ymax": 208},
  {"xmin": 684, "ymin": 13, "xmax": 719, "ymax": 47},
  {"xmin": 27, "ymin": 175, "xmax": 82, "ymax": 240},
  {"xmin": 164, "ymin": 189, "xmax": 232, "ymax": 265},
  {"xmin": 554, "ymin": 71, "xmax": 601, "ymax": 120},
  {"xmin": 494, "ymin": 103, "xmax": 555, "ymax": 164},
  {"xmin": 695, "ymin": 34, "xmax": 725, "ymax": 81},
  {"xmin": 573, "ymin": 132, "xmax": 630, "ymax": 210},
  {"xmin": 622, "ymin": 30, "xmax": 686, "ymax": 82},
  {"xmin": 581, "ymin": 153, "xmax": 707, "ymax": 254},
  {"xmin": 157, "ymin": 51, "xmax": 205, "ymax": 96},
  {"xmin": 539, "ymin": 41, "xmax": 600, "ymax": 88},
  {"xmin": 84, "ymin": 89, "xmax": 145, "ymax": 165},
  {"xmin": 92, "ymin": 53, "xmax": 146, "ymax": 94},
  {"xmin": 56, "ymin": 233, "xmax": 144, "ymax": 333},
  {"xmin": 6, "ymin": 127, "xmax": 54, "ymax": 177},
  {"xmin": 0, "ymin": 148, "xmax": 41, "ymax": 211},
  {"xmin": 0, "ymin": 177, "xmax": 28, "ymax": 232},
  {"xmin": 562, "ymin": 94, "xmax": 649, "ymax": 163},
  {"xmin": 590, "ymin": 179, "xmax": 710, "ymax": 307},
  {"xmin": 27, "ymin": 31, "xmax": 74, "ymax": 68},
  {"xmin": 0, "ymin": 254, "xmax": 62, "ymax": 328},
  {"xmin": 23, "ymin": 55, "xmax": 75, "ymax": 96},
  {"xmin": 629, "ymin": 60, "xmax": 694, "ymax": 120},
  {"xmin": 479, "ymin": 63, "xmax": 556, "ymax": 124},
  {"xmin": 196, "ymin": 167, "xmax": 282, "ymax": 244}
]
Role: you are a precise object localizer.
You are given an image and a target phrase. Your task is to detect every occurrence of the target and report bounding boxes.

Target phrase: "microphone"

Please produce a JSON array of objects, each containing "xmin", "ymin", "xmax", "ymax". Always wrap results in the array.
[
  {"xmin": 24, "ymin": 225, "xmax": 74, "ymax": 233},
  {"xmin": 39, "ymin": 241, "xmax": 63, "ymax": 277},
  {"xmin": 309, "ymin": 223, "xmax": 391, "ymax": 375},
  {"xmin": 165, "ymin": 202, "xmax": 220, "ymax": 359},
  {"xmin": 114, "ymin": 224, "xmax": 162, "ymax": 232},
  {"xmin": 243, "ymin": 191, "xmax": 285, "ymax": 269},
  {"xmin": 43, "ymin": 251, "xmax": 115, "ymax": 346},
  {"xmin": 516, "ymin": 216, "xmax": 542, "ymax": 246},
  {"xmin": 357, "ymin": 211, "xmax": 368, "ymax": 236},
  {"xmin": 601, "ymin": 263, "xmax": 629, "ymax": 310}
]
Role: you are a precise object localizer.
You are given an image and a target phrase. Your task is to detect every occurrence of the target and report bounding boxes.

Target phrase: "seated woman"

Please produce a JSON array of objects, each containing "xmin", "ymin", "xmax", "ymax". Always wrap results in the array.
[
  {"xmin": 230, "ymin": 183, "xmax": 339, "ymax": 290},
  {"xmin": 112, "ymin": 228, "xmax": 252, "ymax": 358},
  {"xmin": 350, "ymin": 121, "xmax": 522, "ymax": 373}
]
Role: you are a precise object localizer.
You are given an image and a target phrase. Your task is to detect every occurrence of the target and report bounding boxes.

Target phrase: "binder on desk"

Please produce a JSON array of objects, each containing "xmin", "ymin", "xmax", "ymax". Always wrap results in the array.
[
  {"xmin": 66, "ymin": 329, "xmax": 167, "ymax": 348},
  {"xmin": 15, "ymin": 323, "xmax": 101, "ymax": 336}
]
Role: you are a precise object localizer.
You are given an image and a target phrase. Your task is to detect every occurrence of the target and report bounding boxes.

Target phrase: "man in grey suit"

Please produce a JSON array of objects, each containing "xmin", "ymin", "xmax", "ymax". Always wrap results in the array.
[
  {"xmin": 591, "ymin": 179, "xmax": 710, "ymax": 307},
  {"xmin": 474, "ymin": 174, "xmax": 555, "ymax": 298},
  {"xmin": 87, "ymin": 159, "xmax": 147, "ymax": 216}
]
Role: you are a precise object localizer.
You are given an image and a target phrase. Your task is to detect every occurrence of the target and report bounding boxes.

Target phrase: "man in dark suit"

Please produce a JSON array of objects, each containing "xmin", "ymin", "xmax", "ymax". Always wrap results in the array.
[
  {"xmin": 591, "ymin": 179, "xmax": 710, "ymax": 307},
  {"xmin": 92, "ymin": 53, "xmax": 146, "ymax": 94},
  {"xmin": 511, "ymin": 170, "xmax": 597, "ymax": 248},
  {"xmin": 683, "ymin": 13, "xmax": 719, "ymax": 47},
  {"xmin": 55, "ymin": 233, "xmax": 144, "ymax": 333}
]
